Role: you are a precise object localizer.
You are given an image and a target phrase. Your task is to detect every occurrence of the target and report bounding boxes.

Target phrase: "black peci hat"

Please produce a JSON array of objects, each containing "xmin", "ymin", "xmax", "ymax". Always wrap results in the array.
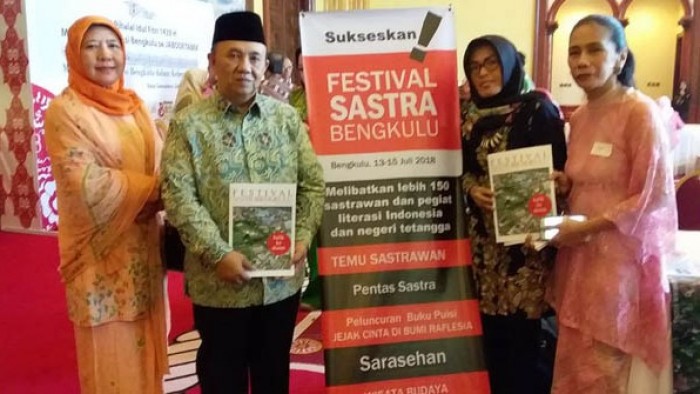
[{"xmin": 212, "ymin": 11, "xmax": 266, "ymax": 46}]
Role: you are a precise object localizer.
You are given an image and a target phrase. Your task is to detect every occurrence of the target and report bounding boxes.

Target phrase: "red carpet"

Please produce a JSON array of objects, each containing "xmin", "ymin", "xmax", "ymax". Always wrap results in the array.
[
  {"xmin": 0, "ymin": 231, "xmax": 324, "ymax": 394},
  {"xmin": 0, "ymin": 231, "xmax": 78, "ymax": 394}
]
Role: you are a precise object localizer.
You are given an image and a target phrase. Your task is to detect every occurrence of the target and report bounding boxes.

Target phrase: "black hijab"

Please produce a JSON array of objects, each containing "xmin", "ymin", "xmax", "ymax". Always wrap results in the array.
[{"xmin": 463, "ymin": 35, "xmax": 524, "ymax": 109}]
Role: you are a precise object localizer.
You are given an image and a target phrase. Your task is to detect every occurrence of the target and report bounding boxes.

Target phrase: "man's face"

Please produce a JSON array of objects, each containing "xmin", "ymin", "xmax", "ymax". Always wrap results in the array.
[
  {"xmin": 209, "ymin": 40, "xmax": 268, "ymax": 106},
  {"xmin": 282, "ymin": 57, "xmax": 293, "ymax": 81}
]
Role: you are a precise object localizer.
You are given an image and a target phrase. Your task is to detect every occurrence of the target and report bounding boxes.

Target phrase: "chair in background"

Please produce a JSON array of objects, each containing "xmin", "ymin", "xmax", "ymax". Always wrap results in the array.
[{"xmin": 676, "ymin": 170, "xmax": 700, "ymax": 230}]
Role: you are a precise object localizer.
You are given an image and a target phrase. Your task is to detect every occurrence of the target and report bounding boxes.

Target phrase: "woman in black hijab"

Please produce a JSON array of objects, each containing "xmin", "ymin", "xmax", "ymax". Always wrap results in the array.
[{"xmin": 461, "ymin": 35, "xmax": 567, "ymax": 394}]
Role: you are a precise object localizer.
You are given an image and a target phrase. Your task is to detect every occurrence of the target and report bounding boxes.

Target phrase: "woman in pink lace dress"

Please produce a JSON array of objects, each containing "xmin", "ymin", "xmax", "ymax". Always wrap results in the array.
[{"xmin": 549, "ymin": 15, "xmax": 677, "ymax": 393}]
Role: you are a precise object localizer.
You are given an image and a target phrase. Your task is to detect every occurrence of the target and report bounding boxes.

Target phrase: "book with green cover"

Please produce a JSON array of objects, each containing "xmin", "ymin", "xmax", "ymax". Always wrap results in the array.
[
  {"xmin": 487, "ymin": 145, "xmax": 557, "ymax": 245},
  {"xmin": 228, "ymin": 183, "xmax": 297, "ymax": 277}
]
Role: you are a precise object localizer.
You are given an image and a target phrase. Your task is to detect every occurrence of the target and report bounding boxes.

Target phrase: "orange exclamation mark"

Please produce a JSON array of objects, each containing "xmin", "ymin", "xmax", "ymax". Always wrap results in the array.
[{"xmin": 410, "ymin": 11, "xmax": 442, "ymax": 62}]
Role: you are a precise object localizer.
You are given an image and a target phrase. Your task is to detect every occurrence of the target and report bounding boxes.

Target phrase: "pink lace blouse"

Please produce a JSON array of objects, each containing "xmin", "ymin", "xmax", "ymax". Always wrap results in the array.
[{"xmin": 548, "ymin": 88, "xmax": 677, "ymax": 372}]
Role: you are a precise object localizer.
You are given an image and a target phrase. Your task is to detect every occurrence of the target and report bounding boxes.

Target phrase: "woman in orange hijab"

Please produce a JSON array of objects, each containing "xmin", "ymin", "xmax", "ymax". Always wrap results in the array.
[{"xmin": 45, "ymin": 16, "xmax": 168, "ymax": 393}]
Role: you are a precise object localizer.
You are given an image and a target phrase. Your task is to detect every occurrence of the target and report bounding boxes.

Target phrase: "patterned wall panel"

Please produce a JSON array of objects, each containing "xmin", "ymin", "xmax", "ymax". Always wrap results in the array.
[{"xmin": 0, "ymin": 0, "xmax": 42, "ymax": 232}]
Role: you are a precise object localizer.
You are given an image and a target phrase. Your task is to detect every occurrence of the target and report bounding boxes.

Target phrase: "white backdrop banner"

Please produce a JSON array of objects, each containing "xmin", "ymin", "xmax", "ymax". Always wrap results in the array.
[
  {"xmin": 23, "ymin": 0, "xmax": 214, "ymax": 230},
  {"xmin": 25, "ymin": 0, "xmax": 214, "ymax": 118}
]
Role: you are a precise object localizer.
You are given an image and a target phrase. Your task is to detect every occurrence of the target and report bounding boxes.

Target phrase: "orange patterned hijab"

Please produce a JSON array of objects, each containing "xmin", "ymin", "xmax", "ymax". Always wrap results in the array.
[
  {"xmin": 66, "ymin": 16, "xmax": 142, "ymax": 115},
  {"xmin": 65, "ymin": 15, "xmax": 156, "ymax": 174}
]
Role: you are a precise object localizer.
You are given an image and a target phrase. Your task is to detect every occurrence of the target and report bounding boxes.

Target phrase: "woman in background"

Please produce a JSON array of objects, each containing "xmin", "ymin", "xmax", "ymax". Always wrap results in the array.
[
  {"xmin": 45, "ymin": 16, "xmax": 168, "ymax": 393},
  {"xmin": 174, "ymin": 67, "xmax": 215, "ymax": 114},
  {"xmin": 550, "ymin": 14, "xmax": 676, "ymax": 393},
  {"xmin": 461, "ymin": 35, "xmax": 567, "ymax": 394},
  {"xmin": 672, "ymin": 80, "xmax": 691, "ymax": 122},
  {"xmin": 289, "ymin": 48, "xmax": 307, "ymax": 122}
]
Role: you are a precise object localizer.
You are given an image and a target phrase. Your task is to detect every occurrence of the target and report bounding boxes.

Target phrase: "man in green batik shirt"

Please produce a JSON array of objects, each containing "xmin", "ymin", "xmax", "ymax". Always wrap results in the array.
[{"xmin": 160, "ymin": 12, "xmax": 324, "ymax": 394}]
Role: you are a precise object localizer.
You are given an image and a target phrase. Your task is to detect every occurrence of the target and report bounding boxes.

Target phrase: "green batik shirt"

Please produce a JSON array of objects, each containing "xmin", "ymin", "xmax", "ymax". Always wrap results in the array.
[
  {"xmin": 289, "ymin": 87, "xmax": 307, "ymax": 122},
  {"xmin": 161, "ymin": 92, "xmax": 325, "ymax": 308}
]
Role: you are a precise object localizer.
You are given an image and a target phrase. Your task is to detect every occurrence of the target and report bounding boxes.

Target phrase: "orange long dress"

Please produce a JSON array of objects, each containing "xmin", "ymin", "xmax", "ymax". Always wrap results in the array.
[{"xmin": 45, "ymin": 88, "xmax": 168, "ymax": 393}]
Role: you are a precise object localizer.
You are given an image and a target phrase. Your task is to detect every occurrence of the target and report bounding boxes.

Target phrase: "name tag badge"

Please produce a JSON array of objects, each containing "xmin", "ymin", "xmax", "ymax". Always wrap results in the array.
[{"xmin": 591, "ymin": 142, "xmax": 613, "ymax": 157}]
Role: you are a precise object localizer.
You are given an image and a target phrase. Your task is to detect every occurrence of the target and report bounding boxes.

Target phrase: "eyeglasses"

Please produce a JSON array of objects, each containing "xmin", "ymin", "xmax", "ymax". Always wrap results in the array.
[{"xmin": 468, "ymin": 57, "xmax": 500, "ymax": 75}]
